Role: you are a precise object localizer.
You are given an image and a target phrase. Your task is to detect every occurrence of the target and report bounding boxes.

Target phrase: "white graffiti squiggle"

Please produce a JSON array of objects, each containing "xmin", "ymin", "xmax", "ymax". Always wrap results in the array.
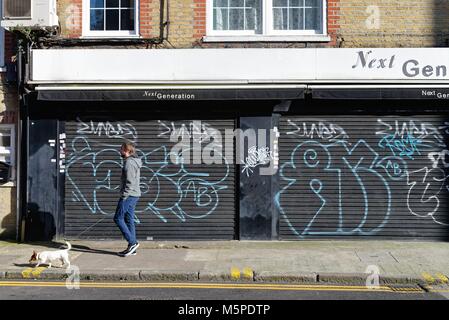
[
  {"xmin": 242, "ymin": 146, "xmax": 274, "ymax": 177},
  {"xmin": 76, "ymin": 119, "xmax": 138, "ymax": 142},
  {"xmin": 406, "ymin": 167, "xmax": 449, "ymax": 226},
  {"xmin": 376, "ymin": 119, "xmax": 446, "ymax": 149},
  {"xmin": 428, "ymin": 150, "xmax": 449, "ymax": 169},
  {"xmin": 286, "ymin": 119, "xmax": 349, "ymax": 143},
  {"xmin": 158, "ymin": 120, "xmax": 221, "ymax": 146}
]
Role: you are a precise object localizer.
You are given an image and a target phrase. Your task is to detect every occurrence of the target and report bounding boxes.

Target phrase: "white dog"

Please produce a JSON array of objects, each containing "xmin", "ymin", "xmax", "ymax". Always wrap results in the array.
[{"xmin": 29, "ymin": 241, "xmax": 71, "ymax": 268}]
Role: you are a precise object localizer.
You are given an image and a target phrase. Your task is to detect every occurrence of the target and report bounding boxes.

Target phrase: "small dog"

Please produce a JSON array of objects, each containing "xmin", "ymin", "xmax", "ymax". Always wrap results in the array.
[{"xmin": 29, "ymin": 241, "xmax": 71, "ymax": 269}]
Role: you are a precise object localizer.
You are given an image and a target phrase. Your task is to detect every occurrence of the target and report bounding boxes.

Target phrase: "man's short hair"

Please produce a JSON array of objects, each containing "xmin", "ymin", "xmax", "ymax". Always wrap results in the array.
[{"xmin": 121, "ymin": 141, "xmax": 136, "ymax": 155}]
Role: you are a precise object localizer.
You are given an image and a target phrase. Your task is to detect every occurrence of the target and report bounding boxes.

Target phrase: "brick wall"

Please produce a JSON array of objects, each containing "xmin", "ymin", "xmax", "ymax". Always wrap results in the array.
[
  {"xmin": 193, "ymin": 0, "xmax": 206, "ymax": 45},
  {"xmin": 57, "ymin": 0, "xmax": 343, "ymax": 47},
  {"xmin": 4, "ymin": 32, "xmax": 15, "ymax": 63},
  {"xmin": 338, "ymin": 0, "xmax": 449, "ymax": 47},
  {"xmin": 0, "ymin": 31, "xmax": 18, "ymax": 240},
  {"xmin": 58, "ymin": 0, "xmax": 82, "ymax": 38},
  {"xmin": 0, "ymin": 71, "xmax": 17, "ymax": 241},
  {"xmin": 327, "ymin": 0, "xmax": 341, "ymax": 47},
  {"xmin": 168, "ymin": 0, "xmax": 195, "ymax": 47},
  {"xmin": 140, "ymin": 0, "xmax": 160, "ymax": 38},
  {"xmin": 55, "ymin": 0, "xmax": 449, "ymax": 47},
  {"xmin": 2, "ymin": 31, "xmax": 18, "ymax": 123}
]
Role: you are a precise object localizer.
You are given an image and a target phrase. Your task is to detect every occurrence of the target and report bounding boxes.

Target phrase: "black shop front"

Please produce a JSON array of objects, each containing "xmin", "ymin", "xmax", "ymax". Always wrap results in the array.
[
  {"xmin": 21, "ymin": 48, "xmax": 449, "ymax": 242},
  {"xmin": 21, "ymin": 87, "xmax": 304, "ymax": 241},
  {"xmin": 20, "ymin": 86, "xmax": 449, "ymax": 242}
]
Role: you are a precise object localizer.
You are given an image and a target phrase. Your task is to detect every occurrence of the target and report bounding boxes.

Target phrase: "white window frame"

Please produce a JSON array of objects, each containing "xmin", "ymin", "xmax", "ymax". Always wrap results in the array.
[
  {"xmin": 0, "ymin": 124, "xmax": 15, "ymax": 184},
  {"xmin": 207, "ymin": 0, "xmax": 260, "ymax": 36},
  {"xmin": 206, "ymin": 0, "xmax": 327, "ymax": 40},
  {"xmin": 267, "ymin": 0, "xmax": 326, "ymax": 36},
  {"xmin": 82, "ymin": 0, "xmax": 140, "ymax": 38}
]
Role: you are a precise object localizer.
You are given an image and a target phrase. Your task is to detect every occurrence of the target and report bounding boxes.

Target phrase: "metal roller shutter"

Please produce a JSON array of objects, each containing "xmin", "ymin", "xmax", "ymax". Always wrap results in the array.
[
  {"xmin": 64, "ymin": 119, "xmax": 236, "ymax": 240},
  {"xmin": 278, "ymin": 115, "xmax": 449, "ymax": 240}
]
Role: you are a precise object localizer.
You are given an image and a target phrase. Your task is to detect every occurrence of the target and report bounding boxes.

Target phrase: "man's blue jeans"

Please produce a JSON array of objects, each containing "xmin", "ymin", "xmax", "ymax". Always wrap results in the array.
[{"xmin": 114, "ymin": 196, "xmax": 139, "ymax": 246}]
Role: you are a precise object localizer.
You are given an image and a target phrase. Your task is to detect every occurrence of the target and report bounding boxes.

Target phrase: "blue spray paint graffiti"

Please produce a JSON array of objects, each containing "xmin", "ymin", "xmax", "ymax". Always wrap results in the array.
[
  {"xmin": 378, "ymin": 134, "xmax": 423, "ymax": 160},
  {"xmin": 375, "ymin": 157, "xmax": 408, "ymax": 181},
  {"xmin": 66, "ymin": 121, "xmax": 230, "ymax": 224},
  {"xmin": 277, "ymin": 118, "xmax": 449, "ymax": 239},
  {"xmin": 275, "ymin": 140, "xmax": 393, "ymax": 238}
]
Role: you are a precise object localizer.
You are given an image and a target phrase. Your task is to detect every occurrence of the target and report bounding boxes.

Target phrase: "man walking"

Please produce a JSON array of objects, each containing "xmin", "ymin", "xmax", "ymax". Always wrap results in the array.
[{"xmin": 114, "ymin": 141, "xmax": 142, "ymax": 257}]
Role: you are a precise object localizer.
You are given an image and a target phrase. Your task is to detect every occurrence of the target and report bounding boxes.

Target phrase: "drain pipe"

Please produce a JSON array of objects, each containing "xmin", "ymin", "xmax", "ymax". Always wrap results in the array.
[{"xmin": 15, "ymin": 40, "xmax": 27, "ymax": 242}]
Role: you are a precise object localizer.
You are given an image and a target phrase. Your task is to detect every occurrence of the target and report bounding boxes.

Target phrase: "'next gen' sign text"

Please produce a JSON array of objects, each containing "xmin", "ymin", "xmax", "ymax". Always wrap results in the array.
[{"xmin": 352, "ymin": 50, "xmax": 448, "ymax": 78}]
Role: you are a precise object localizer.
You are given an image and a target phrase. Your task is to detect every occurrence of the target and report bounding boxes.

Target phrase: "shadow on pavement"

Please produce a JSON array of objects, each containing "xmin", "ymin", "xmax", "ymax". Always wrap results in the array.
[
  {"xmin": 13, "ymin": 263, "xmax": 35, "ymax": 268},
  {"xmin": 70, "ymin": 244, "xmax": 119, "ymax": 256},
  {"xmin": 14, "ymin": 241, "xmax": 120, "ymax": 256}
]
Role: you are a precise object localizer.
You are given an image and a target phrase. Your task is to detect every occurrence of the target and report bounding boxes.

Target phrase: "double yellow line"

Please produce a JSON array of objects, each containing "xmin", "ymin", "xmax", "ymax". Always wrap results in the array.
[{"xmin": 0, "ymin": 281, "xmax": 424, "ymax": 293}]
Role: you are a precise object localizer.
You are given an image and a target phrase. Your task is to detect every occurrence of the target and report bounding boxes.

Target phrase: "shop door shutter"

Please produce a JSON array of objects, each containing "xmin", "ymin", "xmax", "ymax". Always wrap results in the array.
[
  {"xmin": 278, "ymin": 115, "xmax": 449, "ymax": 240},
  {"xmin": 64, "ymin": 119, "xmax": 236, "ymax": 240}
]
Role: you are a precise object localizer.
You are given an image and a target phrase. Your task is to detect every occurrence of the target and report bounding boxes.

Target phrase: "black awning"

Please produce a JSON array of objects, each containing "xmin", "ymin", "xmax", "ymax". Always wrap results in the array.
[
  {"xmin": 37, "ymin": 88, "xmax": 305, "ymax": 101},
  {"xmin": 311, "ymin": 87, "xmax": 449, "ymax": 100}
]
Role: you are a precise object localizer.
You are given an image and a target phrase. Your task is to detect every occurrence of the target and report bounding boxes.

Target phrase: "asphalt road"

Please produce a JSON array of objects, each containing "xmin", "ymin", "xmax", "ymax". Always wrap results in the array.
[{"xmin": 0, "ymin": 281, "xmax": 447, "ymax": 300}]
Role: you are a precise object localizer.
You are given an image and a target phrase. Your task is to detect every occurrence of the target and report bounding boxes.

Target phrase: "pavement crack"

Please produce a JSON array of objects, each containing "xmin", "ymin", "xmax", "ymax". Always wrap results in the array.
[
  {"xmin": 388, "ymin": 252, "xmax": 400, "ymax": 263},
  {"xmin": 417, "ymin": 283, "xmax": 431, "ymax": 293}
]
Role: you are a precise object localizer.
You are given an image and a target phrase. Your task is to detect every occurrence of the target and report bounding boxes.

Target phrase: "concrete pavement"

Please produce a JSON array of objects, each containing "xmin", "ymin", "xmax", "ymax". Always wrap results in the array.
[{"xmin": 0, "ymin": 240, "xmax": 448, "ymax": 286}]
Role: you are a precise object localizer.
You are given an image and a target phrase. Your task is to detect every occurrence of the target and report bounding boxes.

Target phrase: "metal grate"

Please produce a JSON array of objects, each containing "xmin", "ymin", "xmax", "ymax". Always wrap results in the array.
[
  {"xmin": 278, "ymin": 115, "xmax": 449, "ymax": 241},
  {"xmin": 3, "ymin": 0, "xmax": 32, "ymax": 19},
  {"xmin": 64, "ymin": 119, "xmax": 237, "ymax": 240}
]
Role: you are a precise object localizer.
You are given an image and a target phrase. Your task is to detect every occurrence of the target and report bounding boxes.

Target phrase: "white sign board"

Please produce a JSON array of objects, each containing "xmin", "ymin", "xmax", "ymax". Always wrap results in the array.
[
  {"xmin": 31, "ymin": 49, "xmax": 316, "ymax": 83},
  {"xmin": 30, "ymin": 48, "xmax": 449, "ymax": 84},
  {"xmin": 317, "ymin": 48, "xmax": 449, "ymax": 81}
]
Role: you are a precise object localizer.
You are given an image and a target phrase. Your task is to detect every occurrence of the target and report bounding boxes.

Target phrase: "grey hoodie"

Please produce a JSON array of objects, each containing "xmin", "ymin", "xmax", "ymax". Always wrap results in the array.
[{"xmin": 120, "ymin": 154, "xmax": 142, "ymax": 199}]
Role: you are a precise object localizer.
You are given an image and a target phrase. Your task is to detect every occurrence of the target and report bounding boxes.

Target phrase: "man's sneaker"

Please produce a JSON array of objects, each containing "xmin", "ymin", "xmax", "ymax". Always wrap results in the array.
[
  {"xmin": 123, "ymin": 242, "xmax": 139, "ymax": 257},
  {"xmin": 118, "ymin": 245, "xmax": 137, "ymax": 256},
  {"xmin": 118, "ymin": 250, "xmax": 136, "ymax": 257},
  {"xmin": 118, "ymin": 245, "xmax": 131, "ymax": 256}
]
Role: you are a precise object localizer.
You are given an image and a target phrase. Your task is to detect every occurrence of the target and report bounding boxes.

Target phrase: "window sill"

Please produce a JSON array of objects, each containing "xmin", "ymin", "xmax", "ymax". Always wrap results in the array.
[
  {"xmin": 0, "ymin": 182, "xmax": 16, "ymax": 188},
  {"xmin": 80, "ymin": 35, "xmax": 142, "ymax": 39},
  {"xmin": 202, "ymin": 35, "xmax": 331, "ymax": 43}
]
